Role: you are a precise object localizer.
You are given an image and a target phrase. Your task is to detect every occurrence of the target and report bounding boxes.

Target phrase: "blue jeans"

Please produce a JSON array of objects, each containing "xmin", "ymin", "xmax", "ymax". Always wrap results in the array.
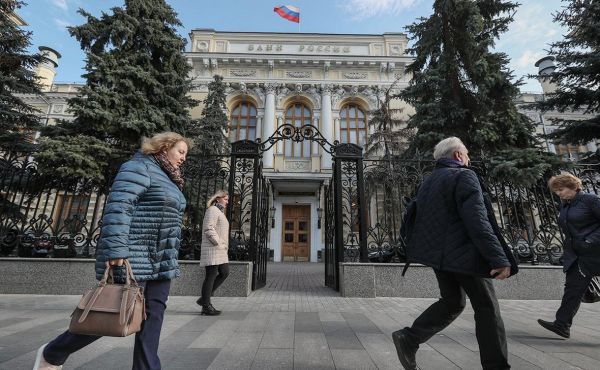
[{"xmin": 43, "ymin": 279, "xmax": 171, "ymax": 370}]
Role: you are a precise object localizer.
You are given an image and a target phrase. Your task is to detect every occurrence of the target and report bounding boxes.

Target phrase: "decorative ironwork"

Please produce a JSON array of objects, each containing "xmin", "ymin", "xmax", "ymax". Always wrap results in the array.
[{"xmin": 257, "ymin": 124, "xmax": 337, "ymax": 154}]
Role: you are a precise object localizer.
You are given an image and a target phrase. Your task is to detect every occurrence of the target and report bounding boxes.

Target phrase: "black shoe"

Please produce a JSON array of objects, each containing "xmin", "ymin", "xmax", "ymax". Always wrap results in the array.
[
  {"xmin": 201, "ymin": 304, "xmax": 221, "ymax": 316},
  {"xmin": 537, "ymin": 319, "xmax": 570, "ymax": 339},
  {"xmin": 195, "ymin": 297, "xmax": 203, "ymax": 307},
  {"xmin": 392, "ymin": 329, "xmax": 419, "ymax": 370}
]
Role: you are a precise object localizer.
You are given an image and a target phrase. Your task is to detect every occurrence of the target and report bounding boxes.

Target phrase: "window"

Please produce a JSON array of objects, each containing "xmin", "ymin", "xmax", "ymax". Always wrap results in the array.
[
  {"xmin": 284, "ymin": 103, "xmax": 312, "ymax": 157},
  {"xmin": 53, "ymin": 194, "xmax": 90, "ymax": 233},
  {"xmin": 229, "ymin": 102, "xmax": 257, "ymax": 141},
  {"xmin": 340, "ymin": 104, "xmax": 367, "ymax": 146}
]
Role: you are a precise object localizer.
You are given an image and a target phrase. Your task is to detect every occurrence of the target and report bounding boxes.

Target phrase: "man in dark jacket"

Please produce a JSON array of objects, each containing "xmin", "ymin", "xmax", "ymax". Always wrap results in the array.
[{"xmin": 393, "ymin": 137, "xmax": 516, "ymax": 370}]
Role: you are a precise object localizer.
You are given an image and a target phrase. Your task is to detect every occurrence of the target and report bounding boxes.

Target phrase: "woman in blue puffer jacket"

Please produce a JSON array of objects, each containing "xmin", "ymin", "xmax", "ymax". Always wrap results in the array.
[
  {"xmin": 34, "ymin": 132, "xmax": 191, "ymax": 370},
  {"xmin": 538, "ymin": 173, "xmax": 600, "ymax": 340}
]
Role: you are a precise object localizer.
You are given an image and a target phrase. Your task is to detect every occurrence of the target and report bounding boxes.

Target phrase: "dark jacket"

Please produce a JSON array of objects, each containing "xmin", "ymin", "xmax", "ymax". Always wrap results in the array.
[
  {"xmin": 406, "ymin": 161, "xmax": 514, "ymax": 277},
  {"xmin": 95, "ymin": 152, "xmax": 187, "ymax": 281},
  {"xmin": 558, "ymin": 191, "xmax": 600, "ymax": 276}
]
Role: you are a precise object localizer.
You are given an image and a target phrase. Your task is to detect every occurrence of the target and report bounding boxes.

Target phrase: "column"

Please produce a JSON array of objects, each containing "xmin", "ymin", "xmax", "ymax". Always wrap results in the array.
[
  {"xmin": 263, "ymin": 84, "xmax": 276, "ymax": 168},
  {"xmin": 334, "ymin": 117, "xmax": 341, "ymax": 142},
  {"xmin": 313, "ymin": 116, "xmax": 320, "ymax": 155},
  {"xmin": 276, "ymin": 115, "xmax": 284, "ymax": 154},
  {"xmin": 256, "ymin": 115, "xmax": 263, "ymax": 142},
  {"xmin": 321, "ymin": 84, "xmax": 334, "ymax": 169}
]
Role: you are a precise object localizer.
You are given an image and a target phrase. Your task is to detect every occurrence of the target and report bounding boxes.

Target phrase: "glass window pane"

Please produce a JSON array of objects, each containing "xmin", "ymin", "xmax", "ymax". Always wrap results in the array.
[
  {"xmin": 285, "ymin": 234, "xmax": 294, "ymax": 243},
  {"xmin": 358, "ymin": 119, "xmax": 365, "ymax": 128},
  {"xmin": 249, "ymin": 118, "xmax": 256, "ymax": 127},
  {"xmin": 249, "ymin": 105, "xmax": 257, "ymax": 115},
  {"xmin": 357, "ymin": 109, "xmax": 364, "ymax": 118},
  {"xmin": 248, "ymin": 128, "xmax": 256, "ymax": 140},
  {"xmin": 285, "ymin": 221, "xmax": 294, "ymax": 230},
  {"xmin": 295, "ymin": 119, "xmax": 301, "ymax": 127},
  {"xmin": 304, "ymin": 119, "xmax": 311, "ymax": 126},
  {"xmin": 340, "ymin": 109, "xmax": 347, "ymax": 118},
  {"xmin": 304, "ymin": 107, "xmax": 310, "ymax": 116},
  {"xmin": 286, "ymin": 119, "xmax": 292, "ymax": 125},
  {"xmin": 349, "ymin": 108, "xmax": 356, "ymax": 118},
  {"xmin": 285, "ymin": 143, "xmax": 291, "ymax": 156},
  {"xmin": 350, "ymin": 131, "xmax": 357, "ymax": 144},
  {"xmin": 299, "ymin": 234, "xmax": 307, "ymax": 243},
  {"xmin": 239, "ymin": 128, "xmax": 246, "ymax": 140},
  {"xmin": 340, "ymin": 119, "xmax": 347, "ymax": 129},
  {"xmin": 359, "ymin": 131, "xmax": 366, "ymax": 146},
  {"xmin": 232, "ymin": 106, "xmax": 240, "ymax": 115},
  {"xmin": 241, "ymin": 104, "xmax": 247, "ymax": 116},
  {"xmin": 350, "ymin": 120, "xmax": 357, "ymax": 129},
  {"xmin": 295, "ymin": 105, "xmax": 301, "ymax": 116},
  {"xmin": 286, "ymin": 107, "xmax": 293, "ymax": 117},
  {"xmin": 303, "ymin": 141, "xmax": 310, "ymax": 157},
  {"xmin": 298, "ymin": 221, "xmax": 307, "ymax": 231},
  {"xmin": 341, "ymin": 132, "xmax": 348, "ymax": 143},
  {"xmin": 240, "ymin": 118, "xmax": 247, "ymax": 127}
]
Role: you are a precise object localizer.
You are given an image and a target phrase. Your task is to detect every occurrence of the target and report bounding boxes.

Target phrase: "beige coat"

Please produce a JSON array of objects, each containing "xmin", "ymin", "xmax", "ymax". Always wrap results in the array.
[{"xmin": 199, "ymin": 205, "xmax": 229, "ymax": 266}]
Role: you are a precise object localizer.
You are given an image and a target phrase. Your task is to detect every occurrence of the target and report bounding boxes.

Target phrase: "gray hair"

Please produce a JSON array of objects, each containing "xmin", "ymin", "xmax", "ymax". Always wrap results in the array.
[{"xmin": 433, "ymin": 137, "xmax": 466, "ymax": 160}]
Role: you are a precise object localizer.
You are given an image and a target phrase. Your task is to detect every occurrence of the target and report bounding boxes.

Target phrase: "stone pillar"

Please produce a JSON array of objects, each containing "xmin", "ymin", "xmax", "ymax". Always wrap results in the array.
[
  {"xmin": 276, "ymin": 115, "xmax": 284, "ymax": 154},
  {"xmin": 321, "ymin": 85, "xmax": 334, "ymax": 169},
  {"xmin": 263, "ymin": 84, "xmax": 277, "ymax": 168},
  {"xmin": 256, "ymin": 115, "xmax": 263, "ymax": 141},
  {"xmin": 313, "ymin": 116, "xmax": 320, "ymax": 155},
  {"xmin": 334, "ymin": 117, "xmax": 341, "ymax": 142}
]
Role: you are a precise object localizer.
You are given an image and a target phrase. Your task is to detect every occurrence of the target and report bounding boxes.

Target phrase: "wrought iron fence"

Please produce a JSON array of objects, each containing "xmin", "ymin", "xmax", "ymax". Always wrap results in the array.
[{"xmin": 356, "ymin": 157, "xmax": 600, "ymax": 267}]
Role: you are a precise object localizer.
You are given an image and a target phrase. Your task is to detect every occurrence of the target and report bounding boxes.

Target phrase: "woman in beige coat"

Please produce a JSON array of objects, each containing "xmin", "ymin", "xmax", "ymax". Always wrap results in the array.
[{"xmin": 196, "ymin": 190, "xmax": 230, "ymax": 315}]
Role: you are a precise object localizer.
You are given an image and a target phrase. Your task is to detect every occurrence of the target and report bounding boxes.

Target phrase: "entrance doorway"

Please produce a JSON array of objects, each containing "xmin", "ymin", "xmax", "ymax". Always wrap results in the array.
[{"xmin": 282, "ymin": 205, "xmax": 311, "ymax": 261}]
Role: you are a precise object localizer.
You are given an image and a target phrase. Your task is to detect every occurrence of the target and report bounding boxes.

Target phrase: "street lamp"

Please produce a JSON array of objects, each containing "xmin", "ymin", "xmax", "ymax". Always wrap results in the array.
[
  {"xmin": 317, "ymin": 207, "xmax": 323, "ymax": 229},
  {"xmin": 270, "ymin": 206, "xmax": 276, "ymax": 228}
]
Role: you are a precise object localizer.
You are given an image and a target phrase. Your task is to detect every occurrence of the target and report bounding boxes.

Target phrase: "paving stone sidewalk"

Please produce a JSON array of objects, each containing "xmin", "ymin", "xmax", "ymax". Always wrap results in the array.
[{"xmin": 1, "ymin": 262, "xmax": 600, "ymax": 370}]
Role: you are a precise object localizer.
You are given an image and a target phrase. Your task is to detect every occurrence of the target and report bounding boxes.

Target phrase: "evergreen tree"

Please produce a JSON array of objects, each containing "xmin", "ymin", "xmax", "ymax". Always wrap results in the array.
[
  {"xmin": 402, "ymin": 0, "xmax": 555, "ymax": 184},
  {"xmin": 0, "ymin": 0, "xmax": 43, "ymax": 151},
  {"xmin": 191, "ymin": 75, "xmax": 229, "ymax": 156},
  {"xmin": 37, "ymin": 0, "xmax": 196, "ymax": 184},
  {"xmin": 538, "ymin": 0, "xmax": 600, "ymax": 145},
  {"xmin": 366, "ymin": 80, "xmax": 414, "ymax": 159}
]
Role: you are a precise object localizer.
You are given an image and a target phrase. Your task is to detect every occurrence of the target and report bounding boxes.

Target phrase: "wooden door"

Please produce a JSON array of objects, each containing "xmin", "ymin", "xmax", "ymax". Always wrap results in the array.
[{"xmin": 281, "ymin": 205, "xmax": 311, "ymax": 262}]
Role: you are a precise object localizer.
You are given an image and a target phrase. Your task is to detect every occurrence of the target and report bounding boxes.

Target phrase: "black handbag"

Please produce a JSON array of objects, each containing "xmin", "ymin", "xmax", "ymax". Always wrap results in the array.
[{"xmin": 582, "ymin": 276, "xmax": 600, "ymax": 303}]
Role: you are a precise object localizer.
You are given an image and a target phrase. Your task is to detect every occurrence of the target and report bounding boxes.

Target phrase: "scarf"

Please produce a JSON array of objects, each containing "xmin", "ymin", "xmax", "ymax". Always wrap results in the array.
[
  {"xmin": 437, "ymin": 157, "xmax": 465, "ymax": 167},
  {"xmin": 152, "ymin": 151, "xmax": 184, "ymax": 190},
  {"xmin": 214, "ymin": 203, "xmax": 225, "ymax": 212}
]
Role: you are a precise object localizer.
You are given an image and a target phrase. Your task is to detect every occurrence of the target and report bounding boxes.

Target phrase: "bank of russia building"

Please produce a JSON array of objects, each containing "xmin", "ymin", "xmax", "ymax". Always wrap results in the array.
[{"xmin": 185, "ymin": 29, "xmax": 413, "ymax": 262}]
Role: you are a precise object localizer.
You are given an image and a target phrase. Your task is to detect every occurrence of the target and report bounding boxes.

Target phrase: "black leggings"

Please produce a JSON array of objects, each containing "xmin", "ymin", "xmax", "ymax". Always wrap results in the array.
[{"xmin": 199, "ymin": 263, "xmax": 230, "ymax": 305}]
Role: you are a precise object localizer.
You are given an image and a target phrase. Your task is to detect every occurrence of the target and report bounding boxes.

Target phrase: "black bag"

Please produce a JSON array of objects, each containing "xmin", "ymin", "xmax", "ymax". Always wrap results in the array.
[{"xmin": 582, "ymin": 276, "xmax": 600, "ymax": 303}]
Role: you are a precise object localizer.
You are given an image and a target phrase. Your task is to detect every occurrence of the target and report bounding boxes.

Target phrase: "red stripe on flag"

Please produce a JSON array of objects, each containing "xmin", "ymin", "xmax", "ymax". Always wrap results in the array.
[{"xmin": 274, "ymin": 7, "xmax": 299, "ymax": 23}]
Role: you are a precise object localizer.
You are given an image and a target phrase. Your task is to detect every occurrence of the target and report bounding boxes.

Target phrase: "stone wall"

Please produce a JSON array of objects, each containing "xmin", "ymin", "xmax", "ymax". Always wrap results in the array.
[
  {"xmin": 0, "ymin": 258, "xmax": 253, "ymax": 297},
  {"xmin": 339, "ymin": 263, "xmax": 566, "ymax": 299}
]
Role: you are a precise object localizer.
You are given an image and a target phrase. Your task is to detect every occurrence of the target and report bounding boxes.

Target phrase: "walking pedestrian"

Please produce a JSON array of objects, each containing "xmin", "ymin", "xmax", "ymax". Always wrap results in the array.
[
  {"xmin": 393, "ymin": 137, "xmax": 517, "ymax": 370},
  {"xmin": 538, "ymin": 173, "xmax": 600, "ymax": 338},
  {"xmin": 33, "ymin": 132, "xmax": 190, "ymax": 370},
  {"xmin": 196, "ymin": 190, "xmax": 230, "ymax": 316}
]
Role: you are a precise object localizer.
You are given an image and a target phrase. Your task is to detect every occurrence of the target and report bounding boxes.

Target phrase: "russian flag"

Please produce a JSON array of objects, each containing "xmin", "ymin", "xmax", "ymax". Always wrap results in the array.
[{"xmin": 274, "ymin": 5, "xmax": 300, "ymax": 23}]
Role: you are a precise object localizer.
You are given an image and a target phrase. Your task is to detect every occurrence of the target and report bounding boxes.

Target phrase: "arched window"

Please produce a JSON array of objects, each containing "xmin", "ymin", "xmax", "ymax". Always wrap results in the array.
[
  {"xmin": 229, "ymin": 101, "xmax": 257, "ymax": 141},
  {"xmin": 340, "ymin": 104, "xmax": 367, "ymax": 146},
  {"xmin": 284, "ymin": 103, "xmax": 312, "ymax": 157}
]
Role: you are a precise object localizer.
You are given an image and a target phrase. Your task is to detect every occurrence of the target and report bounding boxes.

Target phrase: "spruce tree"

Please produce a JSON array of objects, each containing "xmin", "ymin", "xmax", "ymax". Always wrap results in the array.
[
  {"xmin": 37, "ymin": 0, "xmax": 196, "ymax": 184},
  {"xmin": 191, "ymin": 75, "xmax": 229, "ymax": 156},
  {"xmin": 538, "ymin": 0, "xmax": 600, "ymax": 145},
  {"xmin": 366, "ymin": 80, "xmax": 414, "ymax": 159},
  {"xmin": 0, "ymin": 0, "xmax": 43, "ymax": 151},
  {"xmin": 402, "ymin": 0, "xmax": 555, "ymax": 184}
]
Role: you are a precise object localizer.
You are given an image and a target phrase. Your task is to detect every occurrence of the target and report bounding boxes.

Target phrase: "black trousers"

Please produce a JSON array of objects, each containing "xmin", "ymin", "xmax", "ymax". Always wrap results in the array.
[
  {"xmin": 404, "ymin": 269, "xmax": 510, "ymax": 370},
  {"xmin": 198, "ymin": 263, "xmax": 230, "ymax": 305},
  {"xmin": 555, "ymin": 263, "xmax": 593, "ymax": 328},
  {"xmin": 43, "ymin": 279, "xmax": 171, "ymax": 370}
]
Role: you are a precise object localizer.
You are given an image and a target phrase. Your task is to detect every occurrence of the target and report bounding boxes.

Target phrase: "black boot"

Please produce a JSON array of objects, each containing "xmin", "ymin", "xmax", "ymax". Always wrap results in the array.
[
  {"xmin": 537, "ymin": 319, "xmax": 570, "ymax": 338},
  {"xmin": 201, "ymin": 303, "xmax": 221, "ymax": 316},
  {"xmin": 392, "ymin": 329, "xmax": 419, "ymax": 370}
]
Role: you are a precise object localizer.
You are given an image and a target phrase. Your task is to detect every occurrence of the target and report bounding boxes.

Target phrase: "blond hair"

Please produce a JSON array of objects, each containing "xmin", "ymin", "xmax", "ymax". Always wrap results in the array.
[
  {"xmin": 141, "ymin": 132, "xmax": 192, "ymax": 155},
  {"xmin": 206, "ymin": 190, "xmax": 229, "ymax": 208},
  {"xmin": 548, "ymin": 173, "xmax": 582, "ymax": 192}
]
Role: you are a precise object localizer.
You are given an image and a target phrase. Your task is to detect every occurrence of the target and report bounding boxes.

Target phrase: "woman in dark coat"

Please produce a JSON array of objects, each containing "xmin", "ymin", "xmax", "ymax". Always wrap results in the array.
[
  {"xmin": 538, "ymin": 173, "xmax": 600, "ymax": 339},
  {"xmin": 33, "ymin": 132, "xmax": 191, "ymax": 370}
]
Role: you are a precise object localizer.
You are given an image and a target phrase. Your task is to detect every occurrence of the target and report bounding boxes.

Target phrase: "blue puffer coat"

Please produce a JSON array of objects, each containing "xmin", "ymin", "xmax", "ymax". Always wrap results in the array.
[{"xmin": 95, "ymin": 152, "xmax": 187, "ymax": 281}]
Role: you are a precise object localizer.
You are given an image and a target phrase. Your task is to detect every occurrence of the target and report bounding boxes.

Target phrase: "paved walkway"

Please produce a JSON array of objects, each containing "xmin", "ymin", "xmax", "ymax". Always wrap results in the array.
[{"xmin": 1, "ymin": 262, "xmax": 600, "ymax": 369}]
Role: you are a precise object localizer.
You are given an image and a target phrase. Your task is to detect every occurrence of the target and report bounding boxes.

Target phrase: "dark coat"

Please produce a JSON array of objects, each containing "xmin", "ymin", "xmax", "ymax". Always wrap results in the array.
[
  {"xmin": 95, "ymin": 152, "xmax": 187, "ymax": 281},
  {"xmin": 558, "ymin": 191, "xmax": 600, "ymax": 276},
  {"xmin": 406, "ymin": 162, "xmax": 515, "ymax": 277}
]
